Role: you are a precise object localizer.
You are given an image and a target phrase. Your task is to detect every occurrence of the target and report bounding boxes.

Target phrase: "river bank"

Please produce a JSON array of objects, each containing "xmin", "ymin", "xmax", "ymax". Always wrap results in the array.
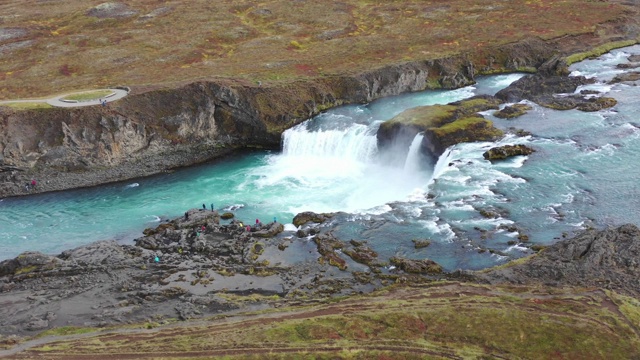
[
  {"xmin": 1, "ymin": 207, "xmax": 639, "ymax": 356},
  {"xmin": 1, "ymin": 35, "xmax": 639, "ymax": 199}
]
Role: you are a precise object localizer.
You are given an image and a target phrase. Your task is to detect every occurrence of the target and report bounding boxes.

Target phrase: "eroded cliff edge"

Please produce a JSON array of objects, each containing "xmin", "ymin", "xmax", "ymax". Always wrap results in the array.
[{"xmin": 1, "ymin": 30, "xmax": 638, "ymax": 197}]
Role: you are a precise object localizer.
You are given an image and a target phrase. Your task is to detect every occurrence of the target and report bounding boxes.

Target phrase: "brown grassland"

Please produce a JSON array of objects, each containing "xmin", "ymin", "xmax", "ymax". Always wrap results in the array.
[
  {"xmin": 2, "ymin": 1, "xmax": 640, "ymax": 358},
  {"xmin": 0, "ymin": 0, "xmax": 634, "ymax": 100},
  {"xmin": 4, "ymin": 283, "xmax": 640, "ymax": 359}
]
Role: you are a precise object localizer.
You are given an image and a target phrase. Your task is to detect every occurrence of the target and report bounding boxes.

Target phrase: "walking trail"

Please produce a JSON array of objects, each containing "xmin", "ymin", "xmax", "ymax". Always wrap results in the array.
[{"xmin": 0, "ymin": 88, "xmax": 128, "ymax": 108}]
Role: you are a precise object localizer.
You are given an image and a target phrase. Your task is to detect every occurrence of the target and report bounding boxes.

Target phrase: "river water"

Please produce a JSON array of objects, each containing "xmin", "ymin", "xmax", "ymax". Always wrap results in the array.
[{"xmin": 2, "ymin": 46, "xmax": 640, "ymax": 271}]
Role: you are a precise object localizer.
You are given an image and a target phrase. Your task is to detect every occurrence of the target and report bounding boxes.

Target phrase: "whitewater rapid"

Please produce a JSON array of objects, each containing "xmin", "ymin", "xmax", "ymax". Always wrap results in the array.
[{"xmin": 2, "ymin": 45, "xmax": 640, "ymax": 272}]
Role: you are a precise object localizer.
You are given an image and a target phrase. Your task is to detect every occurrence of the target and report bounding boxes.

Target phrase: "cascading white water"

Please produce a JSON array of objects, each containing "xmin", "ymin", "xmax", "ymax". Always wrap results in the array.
[
  {"xmin": 0, "ymin": 72, "xmax": 533, "ymax": 263},
  {"xmin": 251, "ymin": 111, "xmax": 432, "ymax": 214},
  {"xmin": 431, "ymin": 148, "xmax": 454, "ymax": 181},
  {"xmin": 282, "ymin": 119, "xmax": 378, "ymax": 161},
  {"xmin": 403, "ymin": 133, "xmax": 425, "ymax": 173}
]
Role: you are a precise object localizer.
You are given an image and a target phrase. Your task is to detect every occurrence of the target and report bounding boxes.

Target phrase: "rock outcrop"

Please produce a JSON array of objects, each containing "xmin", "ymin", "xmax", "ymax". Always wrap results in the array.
[
  {"xmin": 483, "ymin": 144, "xmax": 535, "ymax": 161},
  {"xmin": 493, "ymin": 103, "xmax": 532, "ymax": 119},
  {"xmin": 2, "ymin": 35, "xmax": 630, "ymax": 198},
  {"xmin": 390, "ymin": 256, "xmax": 443, "ymax": 274},
  {"xmin": 292, "ymin": 211, "xmax": 333, "ymax": 227},
  {"xmin": 494, "ymin": 73, "xmax": 619, "ymax": 112},
  {"xmin": 377, "ymin": 95, "xmax": 504, "ymax": 158},
  {"xmin": 473, "ymin": 224, "xmax": 640, "ymax": 297},
  {"xmin": 610, "ymin": 71, "xmax": 640, "ymax": 83}
]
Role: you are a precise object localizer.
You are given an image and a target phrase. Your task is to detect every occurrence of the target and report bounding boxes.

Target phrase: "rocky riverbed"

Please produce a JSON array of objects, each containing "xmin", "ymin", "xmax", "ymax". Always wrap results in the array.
[
  {"xmin": 1, "ymin": 59, "xmax": 637, "ymax": 340},
  {"xmin": 2, "ymin": 206, "xmax": 640, "ymax": 341}
]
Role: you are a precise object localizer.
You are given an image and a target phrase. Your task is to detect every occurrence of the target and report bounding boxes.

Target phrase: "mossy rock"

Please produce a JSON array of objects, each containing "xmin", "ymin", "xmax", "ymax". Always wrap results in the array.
[
  {"xmin": 576, "ymin": 97, "xmax": 617, "ymax": 112},
  {"xmin": 253, "ymin": 222, "xmax": 285, "ymax": 238},
  {"xmin": 252, "ymin": 242, "xmax": 265, "ymax": 256},
  {"xmin": 342, "ymin": 246, "xmax": 378, "ymax": 266},
  {"xmin": 412, "ymin": 239, "xmax": 431, "ymax": 249},
  {"xmin": 313, "ymin": 234, "xmax": 348, "ymax": 270},
  {"xmin": 326, "ymin": 253, "xmax": 348, "ymax": 270},
  {"xmin": 493, "ymin": 103, "xmax": 532, "ymax": 119},
  {"xmin": 220, "ymin": 212, "xmax": 235, "ymax": 220},
  {"xmin": 378, "ymin": 104, "xmax": 457, "ymax": 134},
  {"xmin": 143, "ymin": 223, "xmax": 175, "ymax": 236},
  {"xmin": 483, "ymin": 144, "xmax": 535, "ymax": 161},
  {"xmin": 390, "ymin": 256, "xmax": 442, "ymax": 274},
  {"xmin": 530, "ymin": 244, "xmax": 546, "ymax": 252},
  {"xmin": 479, "ymin": 209, "xmax": 500, "ymax": 219},
  {"xmin": 449, "ymin": 96, "xmax": 502, "ymax": 114},
  {"xmin": 292, "ymin": 211, "xmax": 332, "ymax": 227},
  {"xmin": 379, "ymin": 95, "xmax": 502, "ymax": 136},
  {"xmin": 425, "ymin": 116, "xmax": 504, "ymax": 155},
  {"xmin": 378, "ymin": 95, "xmax": 503, "ymax": 156}
]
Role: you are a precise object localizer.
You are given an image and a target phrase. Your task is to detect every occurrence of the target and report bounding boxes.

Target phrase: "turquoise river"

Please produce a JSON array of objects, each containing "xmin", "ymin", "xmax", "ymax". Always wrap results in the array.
[{"xmin": 2, "ymin": 46, "xmax": 640, "ymax": 271}]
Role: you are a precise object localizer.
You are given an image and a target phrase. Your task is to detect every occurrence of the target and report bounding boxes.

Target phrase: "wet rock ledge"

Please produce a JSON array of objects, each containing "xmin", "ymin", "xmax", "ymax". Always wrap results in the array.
[{"xmin": 2, "ymin": 208, "xmax": 640, "ymax": 337}]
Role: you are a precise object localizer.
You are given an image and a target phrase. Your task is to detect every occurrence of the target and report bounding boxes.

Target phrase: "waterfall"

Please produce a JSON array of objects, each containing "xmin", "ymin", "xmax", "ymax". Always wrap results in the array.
[
  {"xmin": 282, "ymin": 118, "xmax": 378, "ymax": 162},
  {"xmin": 431, "ymin": 148, "xmax": 454, "ymax": 181},
  {"xmin": 403, "ymin": 133, "xmax": 425, "ymax": 173}
]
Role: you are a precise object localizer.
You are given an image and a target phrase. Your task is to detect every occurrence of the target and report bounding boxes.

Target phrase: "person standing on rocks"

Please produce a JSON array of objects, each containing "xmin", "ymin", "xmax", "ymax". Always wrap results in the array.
[
  {"xmin": 202, "ymin": 204, "xmax": 206, "ymax": 211},
  {"xmin": 31, "ymin": 179, "xmax": 37, "ymax": 189},
  {"xmin": 210, "ymin": 203, "xmax": 214, "ymax": 211}
]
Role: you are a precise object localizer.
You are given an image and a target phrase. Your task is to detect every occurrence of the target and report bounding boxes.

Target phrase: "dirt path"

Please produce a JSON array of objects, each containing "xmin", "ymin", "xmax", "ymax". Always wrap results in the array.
[
  {"xmin": 0, "ymin": 89, "xmax": 128, "ymax": 108},
  {"xmin": 2, "ymin": 282, "xmax": 637, "ymax": 359}
]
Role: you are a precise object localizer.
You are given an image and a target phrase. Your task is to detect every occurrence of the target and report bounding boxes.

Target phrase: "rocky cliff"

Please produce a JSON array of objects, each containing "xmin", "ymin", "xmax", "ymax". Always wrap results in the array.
[{"xmin": 0, "ymin": 35, "xmax": 637, "ymax": 198}]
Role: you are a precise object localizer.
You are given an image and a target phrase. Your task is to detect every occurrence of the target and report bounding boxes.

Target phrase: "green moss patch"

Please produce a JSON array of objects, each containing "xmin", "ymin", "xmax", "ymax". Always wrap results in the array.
[
  {"xmin": 565, "ymin": 40, "xmax": 638, "ymax": 65},
  {"xmin": 430, "ymin": 117, "xmax": 504, "ymax": 147},
  {"xmin": 0, "ymin": 102, "xmax": 53, "ymax": 110},
  {"xmin": 19, "ymin": 284, "xmax": 640, "ymax": 359},
  {"xmin": 61, "ymin": 90, "xmax": 113, "ymax": 101}
]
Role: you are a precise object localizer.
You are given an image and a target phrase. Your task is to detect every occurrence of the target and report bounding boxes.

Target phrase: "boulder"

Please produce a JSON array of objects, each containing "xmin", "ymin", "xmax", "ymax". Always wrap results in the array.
[
  {"xmin": 25, "ymin": 318, "xmax": 49, "ymax": 331},
  {"xmin": 0, "ymin": 252, "xmax": 65, "ymax": 277},
  {"xmin": 496, "ymin": 76, "xmax": 615, "ymax": 112},
  {"xmin": 610, "ymin": 71, "xmax": 640, "ymax": 84},
  {"xmin": 87, "ymin": 3, "xmax": 138, "ymax": 18},
  {"xmin": 59, "ymin": 240, "xmax": 140, "ymax": 267},
  {"xmin": 495, "ymin": 75, "xmax": 594, "ymax": 104},
  {"xmin": 220, "ymin": 212, "xmax": 235, "ymax": 220},
  {"xmin": 412, "ymin": 239, "xmax": 431, "ymax": 249},
  {"xmin": 483, "ymin": 144, "xmax": 535, "ymax": 161},
  {"xmin": 536, "ymin": 55, "xmax": 570, "ymax": 76},
  {"xmin": 576, "ymin": 97, "xmax": 617, "ymax": 112},
  {"xmin": 343, "ymin": 245, "xmax": 379, "ymax": 266},
  {"xmin": 424, "ymin": 116, "xmax": 504, "ymax": 157},
  {"xmin": 253, "ymin": 222, "xmax": 285, "ymax": 238},
  {"xmin": 475, "ymin": 224, "xmax": 640, "ymax": 297},
  {"xmin": 615, "ymin": 62, "xmax": 640, "ymax": 70},
  {"xmin": 313, "ymin": 234, "xmax": 347, "ymax": 270},
  {"xmin": 493, "ymin": 103, "xmax": 532, "ymax": 119},
  {"xmin": 390, "ymin": 257, "xmax": 443, "ymax": 274},
  {"xmin": 293, "ymin": 211, "xmax": 332, "ymax": 227}
]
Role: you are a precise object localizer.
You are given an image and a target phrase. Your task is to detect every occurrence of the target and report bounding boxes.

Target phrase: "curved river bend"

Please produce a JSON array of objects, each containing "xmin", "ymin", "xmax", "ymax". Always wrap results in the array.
[{"xmin": 2, "ymin": 45, "xmax": 640, "ymax": 271}]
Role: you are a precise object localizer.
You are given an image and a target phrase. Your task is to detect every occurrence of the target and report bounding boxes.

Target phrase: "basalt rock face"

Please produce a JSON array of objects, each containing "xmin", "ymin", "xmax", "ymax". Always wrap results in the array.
[
  {"xmin": 473, "ymin": 224, "xmax": 640, "ymax": 297},
  {"xmin": 496, "ymin": 74, "xmax": 593, "ymax": 102},
  {"xmin": 493, "ymin": 74, "xmax": 615, "ymax": 111},
  {"xmin": 0, "ymin": 37, "xmax": 589, "ymax": 198}
]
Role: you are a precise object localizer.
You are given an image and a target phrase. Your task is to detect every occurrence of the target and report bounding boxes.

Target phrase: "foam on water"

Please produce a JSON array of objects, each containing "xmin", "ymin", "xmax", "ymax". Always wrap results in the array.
[{"xmin": 4, "ymin": 51, "xmax": 640, "ymax": 271}]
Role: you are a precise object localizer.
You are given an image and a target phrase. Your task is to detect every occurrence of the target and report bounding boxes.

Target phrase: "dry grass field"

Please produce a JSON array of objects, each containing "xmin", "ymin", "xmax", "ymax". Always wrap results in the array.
[
  {"xmin": 4, "ymin": 283, "xmax": 640, "ymax": 359},
  {"xmin": 0, "ymin": 0, "xmax": 633, "ymax": 100}
]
